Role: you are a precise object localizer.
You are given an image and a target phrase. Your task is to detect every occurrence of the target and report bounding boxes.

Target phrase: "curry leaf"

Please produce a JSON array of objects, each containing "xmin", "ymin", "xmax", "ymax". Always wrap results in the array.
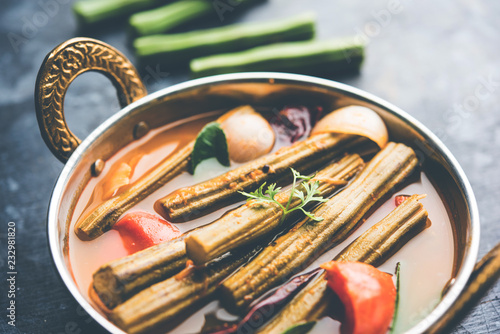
[{"xmin": 191, "ymin": 122, "xmax": 230, "ymax": 173}]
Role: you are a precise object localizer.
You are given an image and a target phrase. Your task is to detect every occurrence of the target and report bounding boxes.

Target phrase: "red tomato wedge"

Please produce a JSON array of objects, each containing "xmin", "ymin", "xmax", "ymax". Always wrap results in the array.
[
  {"xmin": 113, "ymin": 211, "xmax": 181, "ymax": 254},
  {"xmin": 320, "ymin": 261, "xmax": 396, "ymax": 334}
]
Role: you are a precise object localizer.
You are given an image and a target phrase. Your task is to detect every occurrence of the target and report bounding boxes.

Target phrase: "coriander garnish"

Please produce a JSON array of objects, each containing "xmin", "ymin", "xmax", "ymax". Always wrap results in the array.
[{"xmin": 239, "ymin": 168, "xmax": 327, "ymax": 222}]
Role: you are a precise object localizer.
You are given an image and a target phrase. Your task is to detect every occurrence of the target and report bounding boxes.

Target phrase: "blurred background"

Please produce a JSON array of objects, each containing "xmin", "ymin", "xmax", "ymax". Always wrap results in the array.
[{"xmin": 0, "ymin": 0, "xmax": 499, "ymax": 333}]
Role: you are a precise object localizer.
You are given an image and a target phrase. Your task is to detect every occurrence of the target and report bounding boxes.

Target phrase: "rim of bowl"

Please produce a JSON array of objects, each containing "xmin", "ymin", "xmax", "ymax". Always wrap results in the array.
[{"xmin": 47, "ymin": 72, "xmax": 480, "ymax": 334}]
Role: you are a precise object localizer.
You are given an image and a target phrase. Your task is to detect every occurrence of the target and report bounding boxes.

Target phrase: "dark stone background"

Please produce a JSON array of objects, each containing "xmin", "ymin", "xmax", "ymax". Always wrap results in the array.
[{"xmin": 0, "ymin": 0, "xmax": 499, "ymax": 333}]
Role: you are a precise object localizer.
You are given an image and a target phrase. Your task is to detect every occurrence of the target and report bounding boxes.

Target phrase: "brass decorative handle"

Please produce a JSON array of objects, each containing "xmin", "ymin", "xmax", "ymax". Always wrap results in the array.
[
  {"xmin": 428, "ymin": 242, "xmax": 500, "ymax": 333},
  {"xmin": 35, "ymin": 37, "xmax": 147, "ymax": 163}
]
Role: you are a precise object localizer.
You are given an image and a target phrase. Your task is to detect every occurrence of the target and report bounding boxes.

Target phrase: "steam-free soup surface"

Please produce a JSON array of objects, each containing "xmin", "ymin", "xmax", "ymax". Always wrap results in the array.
[{"xmin": 68, "ymin": 112, "xmax": 455, "ymax": 334}]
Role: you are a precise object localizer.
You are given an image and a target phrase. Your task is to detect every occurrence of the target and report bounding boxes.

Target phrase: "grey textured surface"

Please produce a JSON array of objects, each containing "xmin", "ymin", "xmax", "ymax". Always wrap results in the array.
[{"xmin": 0, "ymin": 0, "xmax": 499, "ymax": 333}]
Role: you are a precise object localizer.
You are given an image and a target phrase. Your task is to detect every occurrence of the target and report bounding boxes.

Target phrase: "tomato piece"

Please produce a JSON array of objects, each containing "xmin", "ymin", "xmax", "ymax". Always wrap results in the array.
[
  {"xmin": 394, "ymin": 195, "xmax": 410, "ymax": 207},
  {"xmin": 113, "ymin": 211, "xmax": 181, "ymax": 254},
  {"xmin": 320, "ymin": 261, "xmax": 396, "ymax": 334}
]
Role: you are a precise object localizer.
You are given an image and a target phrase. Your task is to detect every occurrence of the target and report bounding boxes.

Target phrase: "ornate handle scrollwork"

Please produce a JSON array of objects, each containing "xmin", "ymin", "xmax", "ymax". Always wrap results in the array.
[{"xmin": 35, "ymin": 37, "xmax": 147, "ymax": 163}]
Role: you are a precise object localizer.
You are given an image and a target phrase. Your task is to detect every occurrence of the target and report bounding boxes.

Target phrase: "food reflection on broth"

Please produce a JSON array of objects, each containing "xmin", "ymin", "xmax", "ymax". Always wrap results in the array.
[{"xmin": 68, "ymin": 106, "xmax": 455, "ymax": 334}]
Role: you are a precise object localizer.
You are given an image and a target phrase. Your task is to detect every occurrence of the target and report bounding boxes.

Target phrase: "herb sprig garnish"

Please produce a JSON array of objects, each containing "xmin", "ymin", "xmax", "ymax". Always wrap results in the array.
[{"xmin": 239, "ymin": 168, "xmax": 327, "ymax": 222}]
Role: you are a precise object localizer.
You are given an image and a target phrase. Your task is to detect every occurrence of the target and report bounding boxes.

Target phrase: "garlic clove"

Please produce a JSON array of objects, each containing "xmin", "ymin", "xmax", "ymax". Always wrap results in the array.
[{"xmin": 220, "ymin": 105, "xmax": 275, "ymax": 163}]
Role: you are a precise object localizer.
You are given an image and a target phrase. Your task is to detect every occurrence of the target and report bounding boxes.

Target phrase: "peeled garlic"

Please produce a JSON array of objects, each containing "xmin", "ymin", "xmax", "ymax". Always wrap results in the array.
[
  {"xmin": 311, "ymin": 106, "xmax": 389, "ymax": 148},
  {"xmin": 220, "ymin": 105, "xmax": 275, "ymax": 163}
]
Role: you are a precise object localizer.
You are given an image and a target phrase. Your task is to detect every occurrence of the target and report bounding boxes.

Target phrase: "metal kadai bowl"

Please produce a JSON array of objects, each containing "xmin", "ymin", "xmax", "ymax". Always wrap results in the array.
[{"xmin": 35, "ymin": 38, "xmax": 497, "ymax": 334}]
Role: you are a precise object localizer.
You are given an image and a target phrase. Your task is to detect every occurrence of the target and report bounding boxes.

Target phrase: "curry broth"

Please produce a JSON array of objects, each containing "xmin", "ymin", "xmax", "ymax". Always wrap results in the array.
[{"xmin": 68, "ymin": 111, "xmax": 455, "ymax": 334}]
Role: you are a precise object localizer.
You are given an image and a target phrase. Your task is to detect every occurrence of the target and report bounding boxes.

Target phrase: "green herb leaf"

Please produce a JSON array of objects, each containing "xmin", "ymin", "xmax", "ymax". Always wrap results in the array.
[
  {"xmin": 239, "ymin": 168, "xmax": 325, "ymax": 222},
  {"xmin": 299, "ymin": 207, "xmax": 323, "ymax": 221},
  {"xmin": 389, "ymin": 262, "xmax": 401, "ymax": 334},
  {"xmin": 291, "ymin": 167, "xmax": 314, "ymax": 181},
  {"xmin": 191, "ymin": 122, "xmax": 230, "ymax": 173},
  {"xmin": 280, "ymin": 321, "xmax": 316, "ymax": 334}
]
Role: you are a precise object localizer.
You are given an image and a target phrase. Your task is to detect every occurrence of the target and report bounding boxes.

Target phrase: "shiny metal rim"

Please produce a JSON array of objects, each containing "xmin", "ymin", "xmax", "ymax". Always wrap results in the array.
[{"xmin": 47, "ymin": 72, "xmax": 480, "ymax": 334}]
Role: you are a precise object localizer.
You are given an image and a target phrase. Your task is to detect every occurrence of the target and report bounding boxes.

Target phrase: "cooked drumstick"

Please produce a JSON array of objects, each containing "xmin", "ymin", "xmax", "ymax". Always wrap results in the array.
[{"xmin": 155, "ymin": 133, "xmax": 362, "ymax": 222}]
